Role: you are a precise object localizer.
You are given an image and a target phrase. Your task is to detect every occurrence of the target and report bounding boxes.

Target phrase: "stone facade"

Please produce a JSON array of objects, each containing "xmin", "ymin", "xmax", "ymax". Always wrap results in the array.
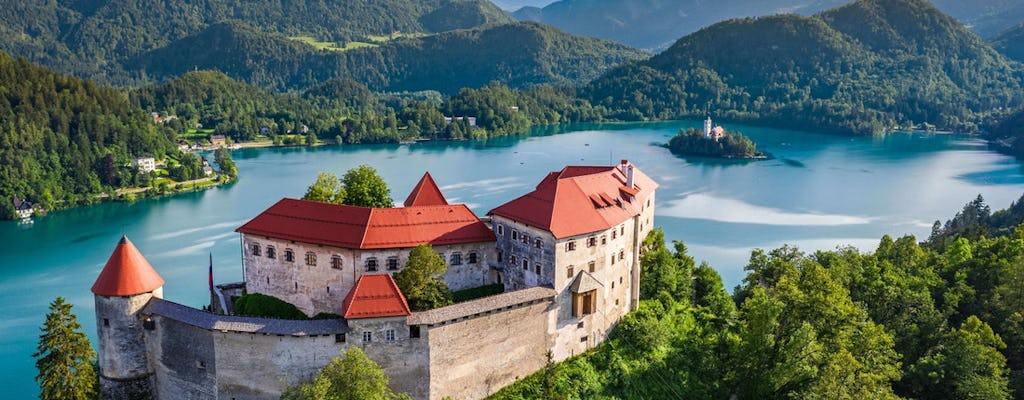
[
  {"xmin": 241, "ymin": 236, "xmax": 494, "ymax": 317},
  {"xmin": 95, "ymin": 289, "xmax": 162, "ymax": 399}
]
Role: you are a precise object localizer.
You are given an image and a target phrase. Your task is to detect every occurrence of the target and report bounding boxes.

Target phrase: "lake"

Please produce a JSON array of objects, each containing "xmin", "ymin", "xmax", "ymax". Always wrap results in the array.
[{"xmin": 3, "ymin": 120, "xmax": 1024, "ymax": 396}]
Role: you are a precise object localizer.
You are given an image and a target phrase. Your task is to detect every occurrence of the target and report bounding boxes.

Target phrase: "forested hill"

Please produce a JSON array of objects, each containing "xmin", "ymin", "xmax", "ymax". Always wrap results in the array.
[
  {"xmin": 127, "ymin": 21, "xmax": 648, "ymax": 94},
  {"xmin": 0, "ymin": 51, "xmax": 176, "ymax": 216},
  {"xmin": 582, "ymin": 0, "xmax": 1024, "ymax": 136},
  {"xmin": 0, "ymin": 0, "xmax": 512, "ymax": 84},
  {"xmin": 514, "ymin": 0, "xmax": 1024, "ymax": 50},
  {"xmin": 992, "ymin": 23, "xmax": 1024, "ymax": 63}
]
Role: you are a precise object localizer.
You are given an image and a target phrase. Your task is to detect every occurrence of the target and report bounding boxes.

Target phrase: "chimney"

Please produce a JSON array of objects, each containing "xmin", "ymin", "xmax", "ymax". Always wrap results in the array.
[{"xmin": 621, "ymin": 160, "xmax": 634, "ymax": 189}]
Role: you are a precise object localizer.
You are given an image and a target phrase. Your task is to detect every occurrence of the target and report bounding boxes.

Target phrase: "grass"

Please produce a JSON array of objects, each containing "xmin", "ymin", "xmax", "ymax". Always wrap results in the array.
[
  {"xmin": 365, "ymin": 32, "xmax": 426, "ymax": 42},
  {"xmin": 180, "ymin": 129, "xmax": 216, "ymax": 141},
  {"xmin": 289, "ymin": 36, "xmax": 378, "ymax": 52},
  {"xmin": 452, "ymin": 283, "xmax": 505, "ymax": 303}
]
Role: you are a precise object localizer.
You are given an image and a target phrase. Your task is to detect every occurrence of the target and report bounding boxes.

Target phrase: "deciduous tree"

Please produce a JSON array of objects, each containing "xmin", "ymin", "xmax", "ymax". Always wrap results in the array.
[
  {"xmin": 393, "ymin": 245, "xmax": 451, "ymax": 311},
  {"xmin": 341, "ymin": 165, "xmax": 392, "ymax": 208},
  {"xmin": 281, "ymin": 347, "xmax": 411, "ymax": 400},
  {"xmin": 303, "ymin": 172, "xmax": 345, "ymax": 204}
]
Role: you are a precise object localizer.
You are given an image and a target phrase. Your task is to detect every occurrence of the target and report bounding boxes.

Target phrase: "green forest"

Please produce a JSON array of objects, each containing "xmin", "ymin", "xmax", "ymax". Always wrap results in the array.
[
  {"xmin": 583, "ymin": 0, "xmax": 1024, "ymax": 136},
  {"xmin": 0, "ymin": 51, "xmax": 178, "ymax": 218},
  {"xmin": 491, "ymin": 195, "xmax": 1024, "ymax": 399}
]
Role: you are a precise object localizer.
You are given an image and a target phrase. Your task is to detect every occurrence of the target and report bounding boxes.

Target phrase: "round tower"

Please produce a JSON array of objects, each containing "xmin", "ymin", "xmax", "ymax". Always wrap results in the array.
[{"xmin": 91, "ymin": 235, "xmax": 164, "ymax": 399}]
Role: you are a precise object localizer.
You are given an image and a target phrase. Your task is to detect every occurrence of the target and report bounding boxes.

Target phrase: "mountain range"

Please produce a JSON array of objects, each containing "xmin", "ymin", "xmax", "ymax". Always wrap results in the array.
[
  {"xmin": 581, "ymin": 0, "xmax": 1024, "ymax": 135},
  {"xmin": 514, "ymin": 0, "xmax": 1024, "ymax": 50}
]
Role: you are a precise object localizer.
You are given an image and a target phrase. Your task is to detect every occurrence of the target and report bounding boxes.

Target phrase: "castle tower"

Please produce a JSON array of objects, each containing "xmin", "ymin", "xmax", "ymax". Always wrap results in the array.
[{"xmin": 91, "ymin": 235, "xmax": 164, "ymax": 399}]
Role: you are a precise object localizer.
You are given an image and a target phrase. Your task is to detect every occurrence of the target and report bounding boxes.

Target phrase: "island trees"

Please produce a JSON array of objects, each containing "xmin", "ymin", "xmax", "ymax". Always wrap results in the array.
[
  {"xmin": 281, "ymin": 347, "xmax": 411, "ymax": 400},
  {"xmin": 394, "ymin": 244, "xmax": 452, "ymax": 311},
  {"xmin": 33, "ymin": 297, "xmax": 97, "ymax": 400}
]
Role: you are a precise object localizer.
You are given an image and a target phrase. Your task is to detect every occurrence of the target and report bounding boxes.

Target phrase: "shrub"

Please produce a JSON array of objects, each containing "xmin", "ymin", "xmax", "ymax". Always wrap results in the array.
[{"xmin": 233, "ymin": 293, "xmax": 307, "ymax": 319}]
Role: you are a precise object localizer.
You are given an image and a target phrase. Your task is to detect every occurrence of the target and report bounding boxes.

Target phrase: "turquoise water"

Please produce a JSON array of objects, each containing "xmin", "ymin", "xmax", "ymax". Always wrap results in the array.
[{"xmin": 3, "ymin": 120, "xmax": 1024, "ymax": 397}]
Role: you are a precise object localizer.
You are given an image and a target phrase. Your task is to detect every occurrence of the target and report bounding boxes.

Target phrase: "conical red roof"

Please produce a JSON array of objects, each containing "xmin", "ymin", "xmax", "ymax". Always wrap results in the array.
[
  {"xmin": 403, "ymin": 172, "xmax": 449, "ymax": 207},
  {"xmin": 91, "ymin": 236, "xmax": 165, "ymax": 296}
]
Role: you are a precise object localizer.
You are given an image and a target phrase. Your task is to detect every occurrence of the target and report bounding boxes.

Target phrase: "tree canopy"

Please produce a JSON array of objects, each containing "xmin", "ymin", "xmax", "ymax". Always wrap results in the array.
[
  {"xmin": 33, "ymin": 297, "xmax": 96, "ymax": 400},
  {"xmin": 281, "ymin": 347, "xmax": 411, "ymax": 400},
  {"xmin": 393, "ymin": 245, "xmax": 452, "ymax": 311},
  {"xmin": 303, "ymin": 172, "xmax": 346, "ymax": 204},
  {"xmin": 341, "ymin": 165, "xmax": 393, "ymax": 208}
]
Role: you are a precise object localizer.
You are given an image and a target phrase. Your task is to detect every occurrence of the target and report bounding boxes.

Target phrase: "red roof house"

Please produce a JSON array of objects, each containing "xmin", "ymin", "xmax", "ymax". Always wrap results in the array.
[
  {"xmin": 92, "ymin": 236, "xmax": 165, "ymax": 296},
  {"xmin": 488, "ymin": 160, "xmax": 658, "ymax": 239},
  {"xmin": 342, "ymin": 274, "xmax": 411, "ymax": 319}
]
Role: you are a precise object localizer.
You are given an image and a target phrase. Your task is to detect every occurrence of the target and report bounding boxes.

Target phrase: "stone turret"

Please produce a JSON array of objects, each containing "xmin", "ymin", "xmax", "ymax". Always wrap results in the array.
[{"xmin": 92, "ymin": 235, "xmax": 164, "ymax": 399}]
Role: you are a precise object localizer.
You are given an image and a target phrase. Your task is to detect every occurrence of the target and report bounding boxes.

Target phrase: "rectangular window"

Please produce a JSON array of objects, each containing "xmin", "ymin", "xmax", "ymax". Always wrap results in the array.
[
  {"xmin": 521, "ymin": 234, "xmax": 528, "ymax": 244},
  {"xmin": 572, "ymin": 290, "xmax": 597, "ymax": 317},
  {"xmin": 450, "ymin": 252, "xmax": 462, "ymax": 266},
  {"xmin": 251, "ymin": 243, "xmax": 261, "ymax": 256},
  {"xmin": 581, "ymin": 336, "xmax": 588, "ymax": 343},
  {"xmin": 512, "ymin": 230, "xmax": 518, "ymax": 240},
  {"xmin": 386, "ymin": 329, "xmax": 396, "ymax": 342},
  {"xmin": 305, "ymin": 252, "xmax": 317, "ymax": 266},
  {"xmin": 534, "ymin": 238, "xmax": 542, "ymax": 248},
  {"xmin": 284, "ymin": 249, "xmax": 295, "ymax": 262},
  {"xmin": 497, "ymin": 250, "xmax": 503, "ymax": 263},
  {"xmin": 621, "ymin": 226, "xmax": 625, "ymax": 236},
  {"xmin": 510, "ymin": 255, "xmax": 517, "ymax": 266},
  {"xmin": 362, "ymin": 331, "xmax": 372, "ymax": 342},
  {"xmin": 331, "ymin": 255, "xmax": 342, "ymax": 270},
  {"xmin": 612, "ymin": 230, "xmax": 617, "ymax": 240},
  {"xmin": 587, "ymin": 237, "xmax": 597, "ymax": 247},
  {"xmin": 335, "ymin": 334, "xmax": 345, "ymax": 343},
  {"xmin": 567, "ymin": 266, "xmax": 574, "ymax": 279},
  {"xmin": 522, "ymin": 259, "xmax": 529, "ymax": 271},
  {"xmin": 619, "ymin": 250, "xmax": 625, "ymax": 261},
  {"xmin": 267, "ymin": 246, "xmax": 276, "ymax": 259},
  {"xmin": 601, "ymin": 235, "xmax": 607, "ymax": 245},
  {"xmin": 410, "ymin": 326, "xmax": 421, "ymax": 338},
  {"xmin": 468, "ymin": 252, "xmax": 477, "ymax": 264},
  {"xmin": 589, "ymin": 261, "xmax": 595, "ymax": 273},
  {"xmin": 365, "ymin": 258, "xmax": 378, "ymax": 272},
  {"xmin": 386, "ymin": 257, "xmax": 399, "ymax": 271},
  {"xmin": 535, "ymin": 263, "xmax": 541, "ymax": 274},
  {"xmin": 497, "ymin": 225, "xmax": 504, "ymax": 235},
  {"xmin": 565, "ymin": 241, "xmax": 576, "ymax": 252}
]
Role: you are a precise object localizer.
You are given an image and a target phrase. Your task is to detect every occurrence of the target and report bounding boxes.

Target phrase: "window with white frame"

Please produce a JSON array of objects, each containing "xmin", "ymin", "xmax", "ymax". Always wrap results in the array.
[
  {"xmin": 362, "ymin": 331, "xmax": 372, "ymax": 342},
  {"xmin": 305, "ymin": 252, "xmax": 316, "ymax": 266},
  {"xmin": 251, "ymin": 243, "xmax": 261, "ymax": 256},
  {"xmin": 387, "ymin": 256, "xmax": 399, "ymax": 271},
  {"xmin": 331, "ymin": 255, "xmax": 342, "ymax": 270},
  {"xmin": 450, "ymin": 252, "xmax": 462, "ymax": 266},
  {"xmin": 267, "ymin": 246, "xmax": 276, "ymax": 259},
  {"xmin": 386, "ymin": 329, "xmax": 396, "ymax": 342},
  {"xmin": 365, "ymin": 258, "xmax": 378, "ymax": 272}
]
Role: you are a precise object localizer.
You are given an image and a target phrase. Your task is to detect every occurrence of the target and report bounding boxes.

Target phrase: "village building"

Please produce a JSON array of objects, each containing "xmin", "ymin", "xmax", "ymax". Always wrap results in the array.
[
  {"xmin": 93, "ymin": 162, "xmax": 658, "ymax": 400},
  {"xmin": 12, "ymin": 196, "xmax": 35, "ymax": 219},
  {"xmin": 210, "ymin": 135, "xmax": 227, "ymax": 147},
  {"xmin": 134, "ymin": 157, "xmax": 156, "ymax": 173}
]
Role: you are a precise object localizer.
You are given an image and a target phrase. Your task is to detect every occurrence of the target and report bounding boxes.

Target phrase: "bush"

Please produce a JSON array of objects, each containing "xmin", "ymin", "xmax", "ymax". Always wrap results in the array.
[
  {"xmin": 452, "ymin": 283, "xmax": 504, "ymax": 303},
  {"xmin": 233, "ymin": 293, "xmax": 307, "ymax": 319}
]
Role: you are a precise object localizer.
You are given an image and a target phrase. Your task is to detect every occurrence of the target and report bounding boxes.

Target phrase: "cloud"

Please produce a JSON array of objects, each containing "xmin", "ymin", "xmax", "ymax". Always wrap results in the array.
[{"xmin": 660, "ymin": 193, "xmax": 871, "ymax": 226}]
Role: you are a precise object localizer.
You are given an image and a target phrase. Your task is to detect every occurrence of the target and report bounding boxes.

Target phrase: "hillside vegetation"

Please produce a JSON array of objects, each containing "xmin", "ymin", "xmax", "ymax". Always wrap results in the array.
[
  {"xmin": 992, "ymin": 23, "xmax": 1024, "ymax": 63},
  {"xmin": 491, "ymin": 193, "xmax": 1024, "ymax": 398},
  {"xmin": 0, "ymin": 0, "xmax": 511, "ymax": 84},
  {"xmin": 583, "ymin": 0, "xmax": 1024, "ymax": 135},
  {"xmin": 0, "ymin": 50, "xmax": 177, "ymax": 216},
  {"xmin": 514, "ymin": 0, "xmax": 1024, "ymax": 50},
  {"xmin": 127, "ymin": 21, "xmax": 648, "ymax": 94}
]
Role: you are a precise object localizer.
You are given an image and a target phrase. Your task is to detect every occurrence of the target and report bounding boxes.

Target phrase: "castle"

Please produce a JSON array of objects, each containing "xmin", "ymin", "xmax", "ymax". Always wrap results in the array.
[{"xmin": 93, "ymin": 160, "xmax": 657, "ymax": 400}]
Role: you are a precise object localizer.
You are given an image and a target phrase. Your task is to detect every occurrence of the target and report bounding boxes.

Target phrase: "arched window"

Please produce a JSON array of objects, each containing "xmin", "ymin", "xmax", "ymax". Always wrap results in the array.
[
  {"xmin": 250, "ymin": 243, "xmax": 261, "ymax": 256},
  {"xmin": 266, "ymin": 246, "xmax": 276, "ymax": 259},
  {"xmin": 284, "ymin": 249, "xmax": 295, "ymax": 262}
]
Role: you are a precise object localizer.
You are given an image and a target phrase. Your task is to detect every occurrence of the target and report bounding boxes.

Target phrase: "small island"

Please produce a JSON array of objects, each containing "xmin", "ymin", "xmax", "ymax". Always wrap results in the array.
[{"xmin": 667, "ymin": 117, "xmax": 766, "ymax": 159}]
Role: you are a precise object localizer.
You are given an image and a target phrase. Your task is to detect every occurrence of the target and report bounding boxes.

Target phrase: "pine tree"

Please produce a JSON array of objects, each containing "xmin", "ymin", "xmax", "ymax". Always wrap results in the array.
[{"xmin": 33, "ymin": 297, "xmax": 97, "ymax": 400}]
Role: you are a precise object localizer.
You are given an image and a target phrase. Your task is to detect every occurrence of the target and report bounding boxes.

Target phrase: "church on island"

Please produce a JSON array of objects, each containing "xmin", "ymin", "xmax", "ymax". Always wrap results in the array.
[{"xmin": 92, "ymin": 160, "xmax": 657, "ymax": 400}]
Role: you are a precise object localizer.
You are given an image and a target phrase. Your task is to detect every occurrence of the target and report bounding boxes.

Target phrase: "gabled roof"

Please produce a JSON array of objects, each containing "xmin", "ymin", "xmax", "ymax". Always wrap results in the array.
[
  {"xmin": 404, "ymin": 172, "xmax": 448, "ymax": 207},
  {"xmin": 12, "ymin": 196, "xmax": 32, "ymax": 211},
  {"xmin": 488, "ymin": 161, "xmax": 658, "ymax": 239},
  {"xmin": 569, "ymin": 271, "xmax": 604, "ymax": 294},
  {"xmin": 236, "ymin": 198, "xmax": 495, "ymax": 249},
  {"xmin": 342, "ymin": 274, "xmax": 411, "ymax": 319},
  {"xmin": 92, "ymin": 236, "xmax": 165, "ymax": 296}
]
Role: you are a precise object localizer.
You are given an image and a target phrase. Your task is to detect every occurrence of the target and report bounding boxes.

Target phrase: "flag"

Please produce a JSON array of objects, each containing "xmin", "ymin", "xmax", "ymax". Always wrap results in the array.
[{"xmin": 208, "ymin": 253, "xmax": 214, "ymax": 293}]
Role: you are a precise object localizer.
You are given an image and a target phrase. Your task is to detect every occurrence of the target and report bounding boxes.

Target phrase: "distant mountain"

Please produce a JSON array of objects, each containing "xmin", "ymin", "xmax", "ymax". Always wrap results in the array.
[
  {"xmin": 0, "ymin": 50, "xmax": 176, "ymax": 216},
  {"xmin": 128, "ymin": 21, "xmax": 648, "ymax": 94},
  {"xmin": 582, "ymin": 0, "xmax": 1024, "ymax": 135},
  {"xmin": 0, "ymin": 0, "xmax": 512, "ymax": 83},
  {"xmin": 514, "ymin": 0, "xmax": 1024, "ymax": 50},
  {"xmin": 991, "ymin": 23, "xmax": 1024, "ymax": 62}
]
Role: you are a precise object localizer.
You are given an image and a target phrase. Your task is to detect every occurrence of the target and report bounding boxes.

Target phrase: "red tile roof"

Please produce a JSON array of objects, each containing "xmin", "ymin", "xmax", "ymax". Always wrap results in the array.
[
  {"xmin": 404, "ymin": 172, "xmax": 449, "ymax": 207},
  {"xmin": 92, "ymin": 236, "xmax": 165, "ymax": 296},
  {"xmin": 488, "ymin": 161, "xmax": 658, "ymax": 239},
  {"xmin": 236, "ymin": 199, "xmax": 495, "ymax": 249},
  {"xmin": 342, "ymin": 274, "xmax": 411, "ymax": 319}
]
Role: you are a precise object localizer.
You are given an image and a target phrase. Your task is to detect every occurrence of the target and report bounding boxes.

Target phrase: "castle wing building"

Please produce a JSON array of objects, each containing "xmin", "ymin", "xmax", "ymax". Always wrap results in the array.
[{"xmin": 235, "ymin": 173, "xmax": 495, "ymax": 316}]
